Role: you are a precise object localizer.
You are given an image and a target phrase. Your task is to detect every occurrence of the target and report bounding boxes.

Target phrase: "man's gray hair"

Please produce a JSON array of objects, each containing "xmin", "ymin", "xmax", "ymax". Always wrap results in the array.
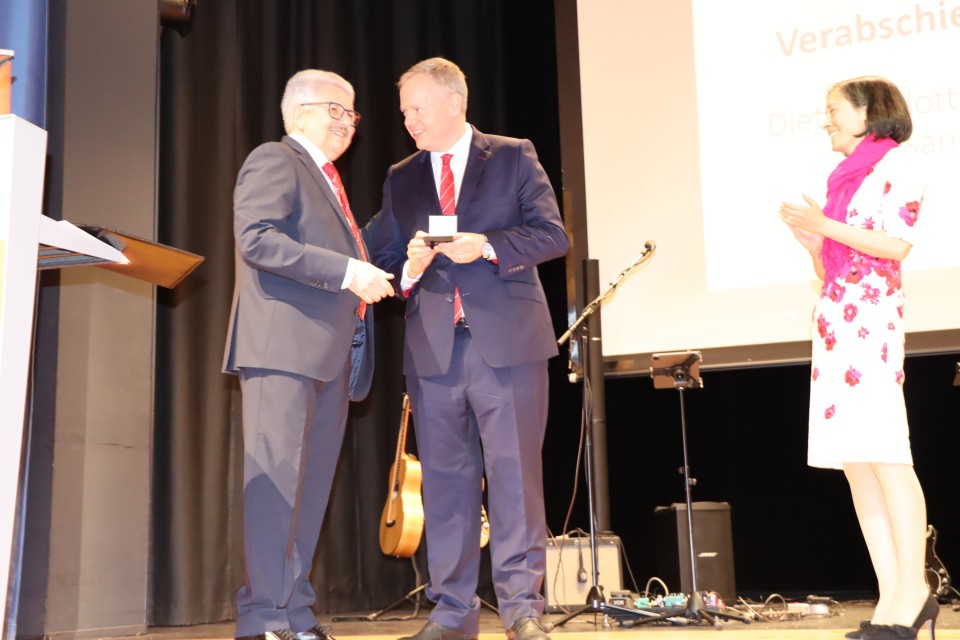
[{"xmin": 281, "ymin": 69, "xmax": 355, "ymax": 133}]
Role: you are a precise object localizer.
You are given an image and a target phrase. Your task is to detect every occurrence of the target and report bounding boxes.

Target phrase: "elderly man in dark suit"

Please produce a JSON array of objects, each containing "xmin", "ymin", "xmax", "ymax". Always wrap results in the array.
[
  {"xmin": 373, "ymin": 57, "xmax": 569, "ymax": 640},
  {"xmin": 223, "ymin": 68, "xmax": 394, "ymax": 640}
]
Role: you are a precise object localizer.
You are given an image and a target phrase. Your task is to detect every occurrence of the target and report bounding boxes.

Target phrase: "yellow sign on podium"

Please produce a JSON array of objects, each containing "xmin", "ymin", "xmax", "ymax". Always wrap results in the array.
[{"xmin": 0, "ymin": 50, "xmax": 12, "ymax": 116}]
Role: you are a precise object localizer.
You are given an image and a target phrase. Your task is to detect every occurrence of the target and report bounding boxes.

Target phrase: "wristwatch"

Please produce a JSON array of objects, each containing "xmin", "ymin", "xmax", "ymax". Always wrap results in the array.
[{"xmin": 481, "ymin": 241, "xmax": 494, "ymax": 260}]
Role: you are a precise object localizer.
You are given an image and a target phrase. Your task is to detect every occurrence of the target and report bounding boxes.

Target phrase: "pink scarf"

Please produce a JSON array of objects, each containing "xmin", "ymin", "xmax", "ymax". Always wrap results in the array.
[{"xmin": 821, "ymin": 134, "xmax": 898, "ymax": 280}]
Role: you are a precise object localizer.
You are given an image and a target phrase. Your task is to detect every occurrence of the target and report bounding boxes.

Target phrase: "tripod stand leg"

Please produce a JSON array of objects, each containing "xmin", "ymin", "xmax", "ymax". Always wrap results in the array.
[
  {"xmin": 543, "ymin": 585, "xmax": 605, "ymax": 631},
  {"xmin": 685, "ymin": 591, "xmax": 721, "ymax": 629},
  {"xmin": 479, "ymin": 598, "xmax": 499, "ymax": 614},
  {"xmin": 543, "ymin": 603, "xmax": 594, "ymax": 631},
  {"xmin": 331, "ymin": 583, "xmax": 426, "ymax": 622}
]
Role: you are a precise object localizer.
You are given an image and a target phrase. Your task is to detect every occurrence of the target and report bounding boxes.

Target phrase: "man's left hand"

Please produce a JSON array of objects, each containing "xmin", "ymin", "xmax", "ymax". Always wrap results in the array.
[{"xmin": 437, "ymin": 232, "xmax": 486, "ymax": 264}]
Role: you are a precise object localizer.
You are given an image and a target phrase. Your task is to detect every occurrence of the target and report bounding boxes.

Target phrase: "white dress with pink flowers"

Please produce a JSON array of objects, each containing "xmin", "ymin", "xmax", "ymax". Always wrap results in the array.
[{"xmin": 807, "ymin": 146, "xmax": 924, "ymax": 469}]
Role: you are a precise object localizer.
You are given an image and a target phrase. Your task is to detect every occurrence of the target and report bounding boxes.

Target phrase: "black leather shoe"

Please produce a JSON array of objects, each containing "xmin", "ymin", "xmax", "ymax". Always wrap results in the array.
[
  {"xmin": 507, "ymin": 617, "xmax": 550, "ymax": 640},
  {"xmin": 237, "ymin": 630, "xmax": 299, "ymax": 640},
  {"xmin": 399, "ymin": 621, "xmax": 476, "ymax": 640},
  {"xmin": 296, "ymin": 625, "xmax": 334, "ymax": 640}
]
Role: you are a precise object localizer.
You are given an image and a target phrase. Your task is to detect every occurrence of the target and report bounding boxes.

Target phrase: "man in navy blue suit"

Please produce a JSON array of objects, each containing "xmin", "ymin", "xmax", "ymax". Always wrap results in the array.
[
  {"xmin": 373, "ymin": 57, "xmax": 569, "ymax": 640},
  {"xmin": 224, "ymin": 69, "xmax": 394, "ymax": 640}
]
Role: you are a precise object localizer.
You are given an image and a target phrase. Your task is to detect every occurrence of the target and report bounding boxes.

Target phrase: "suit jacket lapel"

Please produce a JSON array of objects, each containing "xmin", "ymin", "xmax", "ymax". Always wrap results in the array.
[
  {"xmin": 415, "ymin": 151, "xmax": 440, "ymax": 215},
  {"xmin": 457, "ymin": 127, "xmax": 491, "ymax": 219},
  {"xmin": 283, "ymin": 136, "xmax": 362, "ymax": 257},
  {"xmin": 284, "ymin": 136, "xmax": 341, "ymax": 212}
]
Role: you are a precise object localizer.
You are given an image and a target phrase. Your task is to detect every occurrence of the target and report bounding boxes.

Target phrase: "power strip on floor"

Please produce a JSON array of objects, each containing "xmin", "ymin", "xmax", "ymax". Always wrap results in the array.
[{"xmin": 786, "ymin": 602, "xmax": 831, "ymax": 616}]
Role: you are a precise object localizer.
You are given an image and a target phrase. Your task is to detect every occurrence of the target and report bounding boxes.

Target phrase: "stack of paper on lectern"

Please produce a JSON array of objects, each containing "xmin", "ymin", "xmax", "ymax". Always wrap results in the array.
[
  {"xmin": 38, "ymin": 215, "xmax": 128, "ymax": 266},
  {"xmin": 37, "ymin": 217, "xmax": 204, "ymax": 289}
]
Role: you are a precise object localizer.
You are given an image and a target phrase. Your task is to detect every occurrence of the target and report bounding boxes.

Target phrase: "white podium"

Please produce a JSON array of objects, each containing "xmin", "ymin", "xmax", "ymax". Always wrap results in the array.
[
  {"xmin": 0, "ymin": 115, "xmax": 49, "ymax": 634},
  {"xmin": 0, "ymin": 114, "xmax": 202, "ymax": 634}
]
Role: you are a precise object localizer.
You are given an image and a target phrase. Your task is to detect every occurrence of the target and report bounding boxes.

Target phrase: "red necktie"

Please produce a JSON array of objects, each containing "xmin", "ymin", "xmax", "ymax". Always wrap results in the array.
[
  {"xmin": 322, "ymin": 161, "xmax": 367, "ymax": 319},
  {"xmin": 440, "ymin": 154, "xmax": 464, "ymax": 325}
]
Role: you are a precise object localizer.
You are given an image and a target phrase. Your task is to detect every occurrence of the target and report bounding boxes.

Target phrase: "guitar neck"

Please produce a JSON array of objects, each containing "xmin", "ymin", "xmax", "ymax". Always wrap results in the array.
[{"xmin": 389, "ymin": 394, "xmax": 412, "ymax": 487}]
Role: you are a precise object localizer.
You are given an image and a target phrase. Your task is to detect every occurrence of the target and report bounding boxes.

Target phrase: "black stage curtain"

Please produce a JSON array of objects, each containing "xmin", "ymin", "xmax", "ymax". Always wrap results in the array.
[{"xmin": 152, "ymin": 0, "xmax": 566, "ymax": 626}]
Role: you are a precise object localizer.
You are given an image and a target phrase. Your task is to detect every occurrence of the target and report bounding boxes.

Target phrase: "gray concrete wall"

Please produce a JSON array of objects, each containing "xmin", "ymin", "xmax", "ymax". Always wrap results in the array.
[{"xmin": 23, "ymin": 1, "xmax": 159, "ymax": 637}]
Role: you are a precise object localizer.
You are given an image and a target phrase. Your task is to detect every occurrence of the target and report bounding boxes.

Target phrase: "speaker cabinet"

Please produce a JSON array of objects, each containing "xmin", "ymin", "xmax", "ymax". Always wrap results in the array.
[
  {"xmin": 544, "ymin": 535, "xmax": 622, "ymax": 612},
  {"xmin": 654, "ymin": 502, "xmax": 736, "ymax": 602}
]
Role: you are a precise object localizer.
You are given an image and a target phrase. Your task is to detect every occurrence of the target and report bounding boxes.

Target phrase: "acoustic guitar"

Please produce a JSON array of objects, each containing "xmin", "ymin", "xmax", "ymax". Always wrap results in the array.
[
  {"xmin": 378, "ymin": 393, "xmax": 492, "ymax": 556},
  {"xmin": 480, "ymin": 479, "xmax": 490, "ymax": 549},
  {"xmin": 379, "ymin": 393, "xmax": 424, "ymax": 557}
]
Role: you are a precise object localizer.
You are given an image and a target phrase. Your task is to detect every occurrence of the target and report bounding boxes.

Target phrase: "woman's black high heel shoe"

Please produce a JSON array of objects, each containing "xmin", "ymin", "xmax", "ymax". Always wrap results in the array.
[
  {"xmin": 862, "ymin": 594, "xmax": 939, "ymax": 640},
  {"xmin": 845, "ymin": 620, "xmax": 874, "ymax": 639},
  {"xmin": 910, "ymin": 594, "xmax": 939, "ymax": 639},
  {"xmin": 862, "ymin": 623, "xmax": 917, "ymax": 640}
]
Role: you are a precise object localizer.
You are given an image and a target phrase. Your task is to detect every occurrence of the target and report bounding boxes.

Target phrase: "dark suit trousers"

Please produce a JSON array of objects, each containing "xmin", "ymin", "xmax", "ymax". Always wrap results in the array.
[
  {"xmin": 407, "ymin": 327, "xmax": 549, "ymax": 634},
  {"xmin": 235, "ymin": 364, "xmax": 349, "ymax": 635}
]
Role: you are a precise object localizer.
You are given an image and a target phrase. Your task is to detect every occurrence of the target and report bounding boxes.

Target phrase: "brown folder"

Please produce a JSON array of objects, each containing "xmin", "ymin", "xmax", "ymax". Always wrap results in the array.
[{"xmin": 78, "ymin": 225, "xmax": 204, "ymax": 289}]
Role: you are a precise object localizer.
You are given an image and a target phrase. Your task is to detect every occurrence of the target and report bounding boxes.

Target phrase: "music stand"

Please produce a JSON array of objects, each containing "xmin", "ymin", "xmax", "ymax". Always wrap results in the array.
[{"xmin": 646, "ymin": 351, "xmax": 748, "ymax": 627}]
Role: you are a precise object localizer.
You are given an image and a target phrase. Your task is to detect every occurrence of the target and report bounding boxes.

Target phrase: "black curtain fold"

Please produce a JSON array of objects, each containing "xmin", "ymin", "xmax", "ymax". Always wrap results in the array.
[{"xmin": 152, "ymin": 0, "xmax": 562, "ymax": 626}]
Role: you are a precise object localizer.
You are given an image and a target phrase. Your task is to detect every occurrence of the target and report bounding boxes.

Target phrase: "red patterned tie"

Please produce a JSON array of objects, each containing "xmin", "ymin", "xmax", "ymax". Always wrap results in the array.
[
  {"xmin": 440, "ymin": 153, "xmax": 464, "ymax": 325},
  {"xmin": 322, "ymin": 161, "xmax": 367, "ymax": 319}
]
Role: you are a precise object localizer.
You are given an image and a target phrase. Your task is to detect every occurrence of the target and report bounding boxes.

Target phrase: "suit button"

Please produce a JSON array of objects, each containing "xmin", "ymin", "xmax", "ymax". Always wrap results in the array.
[{"xmin": 445, "ymin": 295, "xmax": 455, "ymax": 303}]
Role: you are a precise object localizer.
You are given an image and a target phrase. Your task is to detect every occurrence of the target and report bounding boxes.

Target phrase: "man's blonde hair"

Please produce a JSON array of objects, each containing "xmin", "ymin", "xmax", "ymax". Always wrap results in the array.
[{"xmin": 398, "ymin": 57, "xmax": 468, "ymax": 113}]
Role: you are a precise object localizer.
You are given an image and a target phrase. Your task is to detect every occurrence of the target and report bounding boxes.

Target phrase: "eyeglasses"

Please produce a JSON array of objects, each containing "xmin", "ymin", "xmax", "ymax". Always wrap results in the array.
[{"xmin": 300, "ymin": 101, "xmax": 362, "ymax": 126}]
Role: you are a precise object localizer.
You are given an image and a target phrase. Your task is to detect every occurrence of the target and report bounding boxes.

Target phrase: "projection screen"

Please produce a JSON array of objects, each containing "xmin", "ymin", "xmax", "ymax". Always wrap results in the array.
[{"xmin": 556, "ymin": 0, "xmax": 960, "ymax": 375}]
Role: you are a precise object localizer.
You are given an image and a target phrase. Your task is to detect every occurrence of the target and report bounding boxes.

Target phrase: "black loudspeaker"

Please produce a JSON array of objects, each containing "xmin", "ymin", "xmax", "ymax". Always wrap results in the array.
[{"xmin": 654, "ymin": 501, "xmax": 736, "ymax": 602}]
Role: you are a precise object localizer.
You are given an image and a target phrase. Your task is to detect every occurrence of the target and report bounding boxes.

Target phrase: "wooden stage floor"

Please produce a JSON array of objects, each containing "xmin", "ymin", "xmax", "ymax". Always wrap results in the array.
[{"xmin": 141, "ymin": 600, "xmax": 958, "ymax": 640}]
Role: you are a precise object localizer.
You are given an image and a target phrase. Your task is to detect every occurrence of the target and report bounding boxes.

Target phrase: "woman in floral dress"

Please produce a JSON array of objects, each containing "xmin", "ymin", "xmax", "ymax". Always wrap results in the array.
[{"xmin": 780, "ymin": 77, "xmax": 935, "ymax": 640}]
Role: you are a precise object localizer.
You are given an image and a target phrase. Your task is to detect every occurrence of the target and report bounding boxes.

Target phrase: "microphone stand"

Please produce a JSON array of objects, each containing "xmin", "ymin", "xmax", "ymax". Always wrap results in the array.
[
  {"xmin": 556, "ymin": 242, "xmax": 656, "ymax": 348},
  {"xmin": 547, "ymin": 242, "xmax": 655, "ymax": 631}
]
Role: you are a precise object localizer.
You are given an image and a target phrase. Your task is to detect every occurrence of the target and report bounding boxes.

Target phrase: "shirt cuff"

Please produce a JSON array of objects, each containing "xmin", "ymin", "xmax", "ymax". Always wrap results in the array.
[
  {"xmin": 401, "ymin": 260, "xmax": 422, "ymax": 291},
  {"xmin": 341, "ymin": 258, "xmax": 357, "ymax": 290}
]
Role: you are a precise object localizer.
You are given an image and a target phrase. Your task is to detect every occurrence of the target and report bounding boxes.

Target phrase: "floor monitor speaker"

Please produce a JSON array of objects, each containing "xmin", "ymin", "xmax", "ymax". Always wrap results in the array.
[{"xmin": 543, "ymin": 534, "xmax": 622, "ymax": 612}]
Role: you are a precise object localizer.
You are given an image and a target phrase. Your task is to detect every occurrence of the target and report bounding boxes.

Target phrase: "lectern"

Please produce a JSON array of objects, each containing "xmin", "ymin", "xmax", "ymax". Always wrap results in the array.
[{"xmin": 0, "ymin": 113, "xmax": 202, "ymax": 635}]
